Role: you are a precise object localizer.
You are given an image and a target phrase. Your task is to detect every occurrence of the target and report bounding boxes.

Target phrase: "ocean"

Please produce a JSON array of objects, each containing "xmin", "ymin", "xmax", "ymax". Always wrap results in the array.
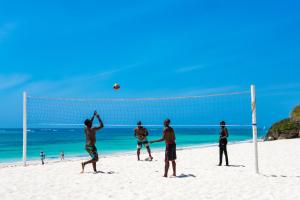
[{"xmin": 0, "ymin": 127, "xmax": 265, "ymax": 163}]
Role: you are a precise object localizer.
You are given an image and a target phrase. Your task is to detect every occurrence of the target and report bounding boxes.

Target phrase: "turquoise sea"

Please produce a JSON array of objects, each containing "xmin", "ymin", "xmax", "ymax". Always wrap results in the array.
[{"xmin": 0, "ymin": 127, "xmax": 265, "ymax": 163}]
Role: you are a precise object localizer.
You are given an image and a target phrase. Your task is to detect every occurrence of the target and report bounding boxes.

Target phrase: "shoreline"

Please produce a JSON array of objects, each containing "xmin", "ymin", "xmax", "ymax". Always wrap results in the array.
[{"xmin": 0, "ymin": 139, "xmax": 257, "ymax": 168}]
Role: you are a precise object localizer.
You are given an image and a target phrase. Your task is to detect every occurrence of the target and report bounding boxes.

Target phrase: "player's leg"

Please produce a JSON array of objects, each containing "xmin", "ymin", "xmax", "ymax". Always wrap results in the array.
[
  {"xmin": 224, "ymin": 145, "xmax": 229, "ymax": 166},
  {"xmin": 171, "ymin": 160, "xmax": 176, "ymax": 176},
  {"xmin": 137, "ymin": 142, "xmax": 142, "ymax": 161},
  {"xmin": 145, "ymin": 142, "xmax": 153, "ymax": 160},
  {"xmin": 164, "ymin": 160, "xmax": 169, "ymax": 177},
  {"xmin": 219, "ymin": 146, "xmax": 223, "ymax": 166}
]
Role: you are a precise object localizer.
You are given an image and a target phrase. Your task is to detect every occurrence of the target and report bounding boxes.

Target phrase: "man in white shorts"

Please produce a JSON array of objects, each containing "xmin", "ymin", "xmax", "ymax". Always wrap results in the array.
[{"xmin": 134, "ymin": 121, "xmax": 153, "ymax": 161}]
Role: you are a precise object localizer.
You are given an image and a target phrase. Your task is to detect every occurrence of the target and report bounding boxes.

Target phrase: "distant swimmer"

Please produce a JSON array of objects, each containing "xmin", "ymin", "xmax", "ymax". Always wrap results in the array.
[
  {"xmin": 60, "ymin": 151, "xmax": 64, "ymax": 161},
  {"xmin": 134, "ymin": 121, "xmax": 153, "ymax": 161},
  {"xmin": 151, "ymin": 119, "xmax": 176, "ymax": 177},
  {"xmin": 218, "ymin": 121, "xmax": 229, "ymax": 166},
  {"xmin": 81, "ymin": 111, "xmax": 104, "ymax": 173},
  {"xmin": 40, "ymin": 151, "xmax": 45, "ymax": 165}
]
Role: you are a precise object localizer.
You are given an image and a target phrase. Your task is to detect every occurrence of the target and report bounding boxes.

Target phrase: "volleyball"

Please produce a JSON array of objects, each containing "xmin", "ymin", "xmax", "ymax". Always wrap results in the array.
[{"xmin": 113, "ymin": 83, "xmax": 120, "ymax": 90}]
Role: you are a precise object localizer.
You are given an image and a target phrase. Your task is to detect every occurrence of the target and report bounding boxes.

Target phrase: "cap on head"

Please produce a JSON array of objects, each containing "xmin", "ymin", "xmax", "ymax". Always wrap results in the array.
[
  {"xmin": 220, "ymin": 121, "xmax": 226, "ymax": 126},
  {"xmin": 137, "ymin": 121, "xmax": 142, "ymax": 126}
]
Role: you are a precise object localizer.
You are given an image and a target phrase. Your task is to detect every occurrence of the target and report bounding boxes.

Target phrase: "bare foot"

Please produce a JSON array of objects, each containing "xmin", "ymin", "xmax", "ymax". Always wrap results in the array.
[
  {"xmin": 149, "ymin": 156, "xmax": 153, "ymax": 161},
  {"xmin": 80, "ymin": 162, "xmax": 85, "ymax": 173},
  {"xmin": 163, "ymin": 175, "xmax": 167, "ymax": 178}
]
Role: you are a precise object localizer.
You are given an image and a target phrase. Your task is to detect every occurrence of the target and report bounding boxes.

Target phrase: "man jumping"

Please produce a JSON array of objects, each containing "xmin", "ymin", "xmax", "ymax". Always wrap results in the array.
[
  {"xmin": 151, "ymin": 119, "xmax": 176, "ymax": 177},
  {"xmin": 81, "ymin": 111, "xmax": 104, "ymax": 173},
  {"xmin": 134, "ymin": 121, "xmax": 153, "ymax": 161}
]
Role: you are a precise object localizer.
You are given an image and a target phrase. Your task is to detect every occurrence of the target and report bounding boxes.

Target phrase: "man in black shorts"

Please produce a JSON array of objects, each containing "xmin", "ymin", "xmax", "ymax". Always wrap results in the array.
[
  {"xmin": 151, "ymin": 119, "xmax": 176, "ymax": 177},
  {"xmin": 218, "ymin": 121, "xmax": 229, "ymax": 166},
  {"xmin": 81, "ymin": 111, "xmax": 104, "ymax": 173}
]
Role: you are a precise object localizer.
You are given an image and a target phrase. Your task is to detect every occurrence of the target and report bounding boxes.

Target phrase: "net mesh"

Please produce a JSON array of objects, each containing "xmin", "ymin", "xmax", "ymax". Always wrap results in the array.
[{"xmin": 27, "ymin": 91, "xmax": 252, "ymax": 128}]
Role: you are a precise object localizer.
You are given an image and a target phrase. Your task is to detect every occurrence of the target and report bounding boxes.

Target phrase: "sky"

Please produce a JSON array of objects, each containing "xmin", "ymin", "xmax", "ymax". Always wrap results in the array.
[{"xmin": 0, "ymin": 0, "xmax": 300, "ymax": 128}]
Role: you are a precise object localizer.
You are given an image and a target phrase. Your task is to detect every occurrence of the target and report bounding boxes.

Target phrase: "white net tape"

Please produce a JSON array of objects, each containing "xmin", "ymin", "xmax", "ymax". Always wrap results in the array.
[{"xmin": 27, "ymin": 91, "xmax": 252, "ymax": 128}]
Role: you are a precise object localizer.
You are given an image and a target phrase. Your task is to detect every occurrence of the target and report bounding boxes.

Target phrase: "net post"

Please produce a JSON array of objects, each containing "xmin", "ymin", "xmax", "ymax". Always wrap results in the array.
[
  {"xmin": 23, "ymin": 92, "xmax": 27, "ymax": 167},
  {"xmin": 251, "ymin": 85, "xmax": 259, "ymax": 174}
]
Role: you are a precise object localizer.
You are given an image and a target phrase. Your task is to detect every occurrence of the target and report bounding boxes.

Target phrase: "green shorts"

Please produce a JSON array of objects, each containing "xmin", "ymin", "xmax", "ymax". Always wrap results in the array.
[
  {"xmin": 85, "ymin": 145, "xmax": 98, "ymax": 160},
  {"xmin": 137, "ymin": 139, "xmax": 149, "ymax": 149}
]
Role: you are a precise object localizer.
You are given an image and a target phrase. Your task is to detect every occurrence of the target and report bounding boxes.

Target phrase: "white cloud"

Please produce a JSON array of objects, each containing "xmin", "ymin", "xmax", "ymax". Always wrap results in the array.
[
  {"xmin": 0, "ymin": 74, "xmax": 29, "ymax": 90},
  {"xmin": 175, "ymin": 85, "xmax": 242, "ymax": 96},
  {"xmin": 87, "ymin": 63, "xmax": 140, "ymax": 81},
  {"xmin": 175, "ymin": 65, "xmax": 205, "ymax": 73},
  {"xmin": 21, "ymin": 63, "xmax": 141, "ymax": 96},
  {"xmin": 257, "ymin": 83, "xmax": 300, "ymax": 97}
]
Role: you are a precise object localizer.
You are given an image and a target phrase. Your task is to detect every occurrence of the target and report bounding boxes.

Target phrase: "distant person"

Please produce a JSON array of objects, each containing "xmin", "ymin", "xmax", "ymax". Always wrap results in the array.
[
  {"xmin": 81, "ymin": 111, "xmax": 104, "ymax": 173},
  {"xmin": 151, "ymin": 119, "xmax": 176, "ymax": 177},
  {"xmin": 218, "ymin": 121, "xmax": 229, "ymax": 166},
  {"xmin": 134, "ymin": 121, "xmax": 153, "ymax": 161},
  {"xmin": 40, "ymin": 151, "xmax": 45, "ymax": 165},
  {"xmin": 60, "ymin": 151, "xmax": 64, "ymax": 160}
]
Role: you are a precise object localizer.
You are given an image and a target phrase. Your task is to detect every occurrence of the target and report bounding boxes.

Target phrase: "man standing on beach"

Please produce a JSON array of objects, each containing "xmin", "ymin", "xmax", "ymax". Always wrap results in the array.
[
  {"xmin": 81, "ymin": 111, "xmax": 104, "ymax": 173},
  {"xmin": 218, "ymin": 121, "xmax": 229, "ymax": 166},
  {"xmin": 40, "ymin": 151, "xmax": 45, "ymax": 165},
  {"xmin": 150, "ymin": 119, "xmax": 176, "ymax": 177},
  {"xmin": 134, "ymin": 121, "xmax": 153, "ymax": 161},
  {"xmin": 60, "ymin": 151, "xmax": 64, "ymax": 161}
]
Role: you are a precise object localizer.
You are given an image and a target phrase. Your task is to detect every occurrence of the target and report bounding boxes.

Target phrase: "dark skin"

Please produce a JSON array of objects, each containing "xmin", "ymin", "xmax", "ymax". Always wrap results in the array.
[
  {"xmin": 219, "ymin": 122, "xmax": 229, "ymax": 166},
  {"xmin": 81, "ymin": 111, "xmax": 104, "ymax": 173},
  {"xmin": 150, "ymin": 120, "xmax": 176, "ymax": 177},
  {"xmin": 134, "ymin": 124, "xmax": 153, "ymax": 161},
  {"xmin": 220, "ymin": 123, "xmax": 228, "ymax": 140}
]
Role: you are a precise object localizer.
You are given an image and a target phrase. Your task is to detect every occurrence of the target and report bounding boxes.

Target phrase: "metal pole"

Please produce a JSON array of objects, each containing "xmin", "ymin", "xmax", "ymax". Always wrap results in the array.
[
  {"xmin": 251, "ymin": 85, "xmax": 259, "ymax": 174},
  {"xmin": 23, "ymin": 92, "xmax": 27, "ymax": 166}
]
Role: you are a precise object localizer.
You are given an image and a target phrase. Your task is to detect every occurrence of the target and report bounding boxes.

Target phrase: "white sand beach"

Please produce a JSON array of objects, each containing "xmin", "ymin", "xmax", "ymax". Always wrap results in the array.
[{"xmin": 1, "ymin": 139, "xmax": 300, "ymax": 200}]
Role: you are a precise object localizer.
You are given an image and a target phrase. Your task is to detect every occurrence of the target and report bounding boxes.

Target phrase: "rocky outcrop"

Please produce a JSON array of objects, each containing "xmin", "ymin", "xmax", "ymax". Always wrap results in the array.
[
  {"xmin": 291, "ymin": 105, "xmax": 300, "ymax": 123},
  {"xmin": 265, "ymin": 105, "xmax": 300, "ymax": 141}
]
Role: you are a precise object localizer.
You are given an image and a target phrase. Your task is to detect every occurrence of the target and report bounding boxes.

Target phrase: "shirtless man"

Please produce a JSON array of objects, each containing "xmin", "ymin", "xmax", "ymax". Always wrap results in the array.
[
  {"xmin": 81, "ymin": 111, "xmax": 104, "ymax": 173},
  {"xmin": 134, "ymin": 121, "xmax": 153, "ymax": 161},
  {"xmin": 151, "ymin": 119, "xmax": 176, "ymax": 177}
]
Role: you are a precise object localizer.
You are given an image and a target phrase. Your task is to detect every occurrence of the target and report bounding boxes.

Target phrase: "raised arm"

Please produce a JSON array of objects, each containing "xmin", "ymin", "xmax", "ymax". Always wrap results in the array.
[{"xmin": 92, "ymin": 112, "xmax": 104, "ymax": 131}]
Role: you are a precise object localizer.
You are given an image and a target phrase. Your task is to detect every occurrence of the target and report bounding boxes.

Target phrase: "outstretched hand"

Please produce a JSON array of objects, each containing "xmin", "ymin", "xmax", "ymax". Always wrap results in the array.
[{"xmin": 94, "ymin": 111, "xmax": 100, "ymax": 118}]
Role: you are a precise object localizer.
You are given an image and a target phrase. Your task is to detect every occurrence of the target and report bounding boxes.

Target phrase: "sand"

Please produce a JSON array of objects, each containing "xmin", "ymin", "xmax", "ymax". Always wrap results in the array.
[{"xmin": 1, "ymin": 139, "xmax": 300, "ymax": 200}]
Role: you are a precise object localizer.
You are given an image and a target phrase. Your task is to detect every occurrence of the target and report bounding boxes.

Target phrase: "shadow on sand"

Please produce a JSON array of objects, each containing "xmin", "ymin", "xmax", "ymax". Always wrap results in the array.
[
  {"xmin": 85, "ymin": 171, "xmax": 116, "ymax": 174},
  {"xmin": 177, "ymin": 173, "xmax": 196, "ymax": 178},
  {"xmin": 261, "ymin": 174, "xmax": 300, "ymax": 179},
  {"xmin": 226, "ymin": 164, "xmax": 246, "ymax": 168},
  {"xmin": 97, "ymin": 171, "xmax": 116, "ymax": 174}
]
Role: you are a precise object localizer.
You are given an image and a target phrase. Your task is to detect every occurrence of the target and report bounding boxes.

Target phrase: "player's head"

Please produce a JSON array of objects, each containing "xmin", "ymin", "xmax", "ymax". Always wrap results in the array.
[
  {"xmin": 164, "ymin": 119, "xmax": 171, "ymax": 127},
  {"xmin": 137, "ymin": 121, "xmax": 142, "ymax": 127},
  {"xmin": 220, "ymin": 121, "xmax": 226, "ymax": 127},
  {"xmin": 84, "ymin": 119, "xmax": 92, "ymax": 128}
]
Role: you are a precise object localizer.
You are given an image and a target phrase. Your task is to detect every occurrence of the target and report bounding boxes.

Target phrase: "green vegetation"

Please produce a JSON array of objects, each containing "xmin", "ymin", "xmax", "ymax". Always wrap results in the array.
[
  {"xmin": 265, "ymin": 104, "xmax": 300, "ymax": 140},
  {"xmin": 270, "ymin": 118, "xmax": 300, "ymax": 133},
  {"xmin": 291, "ymin": 105, "xmax": 300, "ymax": 123}
]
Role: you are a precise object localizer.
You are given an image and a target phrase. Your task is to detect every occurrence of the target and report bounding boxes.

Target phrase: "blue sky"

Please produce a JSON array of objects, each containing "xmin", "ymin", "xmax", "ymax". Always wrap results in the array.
[{"xmin": 0, "ymin": 0, "xmax": 300, "ymax": 127}]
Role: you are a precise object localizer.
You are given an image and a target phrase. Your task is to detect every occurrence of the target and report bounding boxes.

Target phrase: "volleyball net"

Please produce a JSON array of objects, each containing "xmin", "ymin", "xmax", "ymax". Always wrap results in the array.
[
  {"xmin": 26, "ymin": 91, "xmax": 252, "ymax": 128},
  {"xmin": 22, "ymin": 85, "xmax": 259, "ymax": 173}
]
